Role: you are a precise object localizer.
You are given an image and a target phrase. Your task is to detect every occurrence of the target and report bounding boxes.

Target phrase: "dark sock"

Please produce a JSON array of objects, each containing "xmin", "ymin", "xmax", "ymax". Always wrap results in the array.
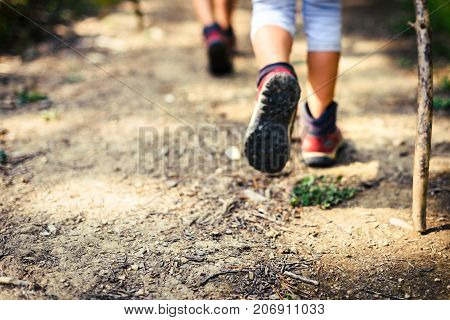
[
  {"xmin": 257, "ymin": 62, "xmax": 297, "ymax": 87},
  {"xmin": 203, "ymin": 22, "xmax": 222, "ymax": 38},
  {"xmin": 302, "ymin": 101, "xmax": 337, "ymax": 136}
]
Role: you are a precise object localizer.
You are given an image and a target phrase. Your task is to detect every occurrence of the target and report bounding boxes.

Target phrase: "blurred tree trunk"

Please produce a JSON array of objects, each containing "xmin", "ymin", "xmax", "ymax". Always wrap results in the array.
[{"xmin": 131, "ymin": 0, "xmax": 144, "ymax": 29}]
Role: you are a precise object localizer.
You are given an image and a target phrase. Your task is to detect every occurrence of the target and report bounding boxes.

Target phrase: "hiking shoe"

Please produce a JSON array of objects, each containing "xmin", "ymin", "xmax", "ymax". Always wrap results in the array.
[
  {"xmin": 224, "ymin": 26, "xmax": 237, "ymax": 54},
  {"xmin": 203, "ymin": 23, "xmax": 233, "ymax": 75},
  {"xmin": 244, "ymin": 66, "xmax": 301, "ymax": 173},
  {"xmin": 300, "ymin": 101, "xmax": 343, "ymax": 167}
]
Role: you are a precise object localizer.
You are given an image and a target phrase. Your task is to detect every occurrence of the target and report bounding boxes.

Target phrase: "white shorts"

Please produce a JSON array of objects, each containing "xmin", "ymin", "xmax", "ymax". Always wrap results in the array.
[{"xmin": 251, "ymin": 0, "xmax": 342, "ymax": 52}]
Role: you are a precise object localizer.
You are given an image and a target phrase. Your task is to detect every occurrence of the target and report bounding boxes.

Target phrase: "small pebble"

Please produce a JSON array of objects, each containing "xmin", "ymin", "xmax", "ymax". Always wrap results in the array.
[
  {"xmin": 225, "ymin": 146, "xmax": 241, "ymax": 161},
  {"xmin": 164, "ymin": 94, "xmax": 175, "ymax": 104},
  {"xmin": 135, "ymin": 288, "xmax": 145, "ymax": 296},
  {"xmin": 131, "ymin": 264, "xmax": 139, "ymax": 271}
]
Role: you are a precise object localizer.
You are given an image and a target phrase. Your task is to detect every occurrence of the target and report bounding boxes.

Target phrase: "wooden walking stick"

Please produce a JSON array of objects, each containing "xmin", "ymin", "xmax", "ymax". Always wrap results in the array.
[{"xmin": 412, "ymin": 0, "xmax": 433, "ymax": 232}]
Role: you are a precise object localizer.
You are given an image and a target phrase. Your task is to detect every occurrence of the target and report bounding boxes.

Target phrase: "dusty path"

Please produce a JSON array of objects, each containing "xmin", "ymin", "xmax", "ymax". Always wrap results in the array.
[{"xmin": 0, "ymin": 0, "xmax": 449, "ymax": 299}]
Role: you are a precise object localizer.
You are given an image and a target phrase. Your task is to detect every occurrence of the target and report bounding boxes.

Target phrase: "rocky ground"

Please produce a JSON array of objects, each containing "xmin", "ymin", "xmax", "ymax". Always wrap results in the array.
[{"xmin": 0, "ymin": 0, "xmax": 449, "ymax": 299}]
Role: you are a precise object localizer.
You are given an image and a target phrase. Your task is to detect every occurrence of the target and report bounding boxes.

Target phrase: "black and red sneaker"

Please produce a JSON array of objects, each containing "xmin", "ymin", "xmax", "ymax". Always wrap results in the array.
[
  {"xmin": 203, "ymin": 23, "xmax": 233, "ymax": 75},
  {"xmin": 299, "ymin": 101, "xmax": 343, "ymax": 167},
  {"xmin": 223, "ymin": 26, "xmax": 237, "ymax": 54},
  {"xmin": 244, "ymin": 64, "xmax": 301, "ymax": 173}
]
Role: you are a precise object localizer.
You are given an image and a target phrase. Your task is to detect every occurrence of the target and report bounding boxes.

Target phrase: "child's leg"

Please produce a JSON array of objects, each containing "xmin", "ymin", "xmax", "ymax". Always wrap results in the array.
[
  {"xmin": 251, "ymin": 0, "xmax": 297, "ymax": 67},
  {"xmin": 192, "ymin": 0, "xmax": 234, "ymax": 75},
  {"xmin": 303, "ymin": 0, "xmax": 341, "ymax": 118},
  {"xmin": 300, "ymin": 0, "xmax": 343, "ymax": 167},
  {"xmin": 214, "ymin": 0, "xmax": 238, "ymax": 50},
  {"xmin": 307, "ymin": 52, "xmax": 340, "ymax": 118},
  {"xmin": 245, "ymin": 0, "xmax": 300, "ymax": 173},
  {"xmin": 192, "ymin": 0, "xmax": 215, "ymax": 26},
  {"xmin": 213, "ymin": 0, "xmax": 237, "ymax": 29},
  {"xmin": 253, "ymin": 26, "xmax": 293, "ymax": 68}
]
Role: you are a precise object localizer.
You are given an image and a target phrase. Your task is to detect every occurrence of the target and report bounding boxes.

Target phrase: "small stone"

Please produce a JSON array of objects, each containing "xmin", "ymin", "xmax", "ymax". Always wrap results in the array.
[
  {"xmin": 148, "ymin": 27, "xmax": 165, "ymax": 41},
  {"xmin": 134, "ymin": 180, "xmax": 143, "ymax": 188},
  {"xmin": 248, "ymin": 271, "xmax": 255, "ymax": 281},
  {"xmin": 225, "ymin": 146, "xmax": 241, "ymax": 161},
  {"xmin": 242, "ymin": 189, "xmax": 266, "ymax": 202},
  {"xmin": 434, "ymin": 278, "xmax": 441, "ymax": 282},
  {"xmin": 135, "ymin": 248, "xmax": 147, "ymax": 258},
  {"xmin": 404, "ymin": 293, "xmax": 411, "ymax": 299},
  {"xmin": 118, "ymin": 275, "xmax": 126, "ymax": 280},
  {"xmin": 131, "ymin": 264, "xmax": 139, "ymax": 271},
  {"xmin": 180, "ymin": 257, "xmax": 188, "ymax": 264},
  {"xmin": 398, "ymin": 278, "xmax": 404, "ymax": 284},
  {"xmin": 164, "ymin": 94, "xmax": 175, "ymax": 104},
  {"xmin": 86, "ymin": 52, "xmax": 105, "ymax": 64},
  {"xmin": 211, "ymin": 230, "xmax": 221, "ymax": 237},
  {"xmin": 135, "ymin": 288, "xmax": 145, "ymax": 296},
  {"xmin": 47, "ymin": 224, "xmax": 57, "ymax": 234},
  {"xmin": 99, "ymin": 269, "xmax": 109, "ymax": 276},
  {"xmin": 265, "ymin": 230, "xmax": 280, "ymax": 238},
  {"xmin": 225, "ymin": 229, "xmax": 233, "ymax": 235},
  {"xmin": 389, "ymin": 217, "xmax": 414, "ymax": 231},
  {"xmin": 196, "ymin": 250, "xmax": 205, "ymax": 256}
]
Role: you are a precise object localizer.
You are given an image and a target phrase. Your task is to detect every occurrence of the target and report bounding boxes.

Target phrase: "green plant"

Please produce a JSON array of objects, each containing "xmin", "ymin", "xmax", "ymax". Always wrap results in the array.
[
  {"xmin": 433, "ymin": 97, "xmax": 450, "ymax": 110},
  {"xmin": 290, "ymin": 175, "xmax": 358, "ymax": 209},
  {"xmin": 17, "ymin": 89, "xmax": 48, "ymax": 104},
  {"xmin": 429, "ymin": 0, "xmax": 450, "ymax": 34},
  {"xmin": 0, "ymin": 149, "xmax": 7, "ymax": 164},
  {"xmin": 438, "ymin": 76, "xmax": 450, "ymax": 92}
]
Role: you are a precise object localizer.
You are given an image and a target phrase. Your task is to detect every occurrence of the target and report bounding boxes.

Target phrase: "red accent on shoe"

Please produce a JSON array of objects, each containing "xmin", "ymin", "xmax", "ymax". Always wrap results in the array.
[
  {"xmin": 205, "ymin": 29, "xmax": 225, "ymax": 47},
  {"xmin": 257, "ymin": 68, "xmax": 296, "ymax": 93},
  {"xmin": 301, "ymin": 128, "xmax": 343, "ymax": 160}
]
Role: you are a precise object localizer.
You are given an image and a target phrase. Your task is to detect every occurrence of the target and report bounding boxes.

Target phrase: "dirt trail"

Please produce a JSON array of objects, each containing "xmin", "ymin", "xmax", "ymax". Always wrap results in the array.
[{"xmin": 0, "ymin": 0, "xmax": 449, "ymax": 299}]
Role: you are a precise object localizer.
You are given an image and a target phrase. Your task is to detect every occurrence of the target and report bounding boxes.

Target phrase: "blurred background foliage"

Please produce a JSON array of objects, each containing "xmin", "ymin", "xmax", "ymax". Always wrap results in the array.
[
  {"xmin": 0, "ymin": 0, "xmax": 449, "ymax": 55},
  {"xmin": 397, "ymin": 0, "xmax": 450, "ymax": 59},
  {"xmin": 0, "ymin": 0, "xmax": 122, "ymax": 54},
  {"xmin": 428, "ymin": 0, "xmax": 450, "ymax": 34}
]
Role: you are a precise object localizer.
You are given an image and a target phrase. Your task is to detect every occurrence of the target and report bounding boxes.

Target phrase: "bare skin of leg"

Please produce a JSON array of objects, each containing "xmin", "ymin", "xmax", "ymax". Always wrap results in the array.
[
  {"xmin": 213, "ymin": 0, "xmax": 237, "ymax": 29},
  {"xmin": 252, "ymin": 26, "xmax": 340, "ymax": 118},
  {"xmin": 192, "ymin": 0, "xmax": 236, "ymax": 28},
  {"xmin": 252, "ymin": 25, "xmax": 293, "ymax": 68},
  {"xmin": 192, "ymin": 0, "xmax": 215, "ymax": 26},
  {"xmin": 306, "ymin": 52, "xmax": 340, "ymax": 118}
]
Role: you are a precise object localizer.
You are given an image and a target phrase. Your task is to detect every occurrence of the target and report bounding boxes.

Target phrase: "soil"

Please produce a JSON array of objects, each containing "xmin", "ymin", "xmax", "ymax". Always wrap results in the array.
[{"xmin": 0, "ymin": 0, "xmax": 449, "ymax": 300}]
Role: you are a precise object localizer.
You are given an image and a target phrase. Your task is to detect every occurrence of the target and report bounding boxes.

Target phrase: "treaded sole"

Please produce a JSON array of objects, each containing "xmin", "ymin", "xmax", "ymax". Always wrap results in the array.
[
  {"xmin": 244, "ymin": 73, "xmax": 300, "ymax": 173},
  {"xmin": 208, "ymin": 41, "xmax": 232, "ymax": 75}
]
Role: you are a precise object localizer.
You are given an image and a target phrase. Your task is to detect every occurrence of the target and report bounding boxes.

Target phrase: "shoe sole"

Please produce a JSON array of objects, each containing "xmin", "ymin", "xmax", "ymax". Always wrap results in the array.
[
  {"xmin": 244, "ymin": 73, "xmax": 300, "ymax": 173},
  {"xmin": 208, "ymin": 41, "xmax": 233, "ymax": 75},
  {"xmin": 302, "ymin": 139, "xmax": 344, "ymax": 167}
]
